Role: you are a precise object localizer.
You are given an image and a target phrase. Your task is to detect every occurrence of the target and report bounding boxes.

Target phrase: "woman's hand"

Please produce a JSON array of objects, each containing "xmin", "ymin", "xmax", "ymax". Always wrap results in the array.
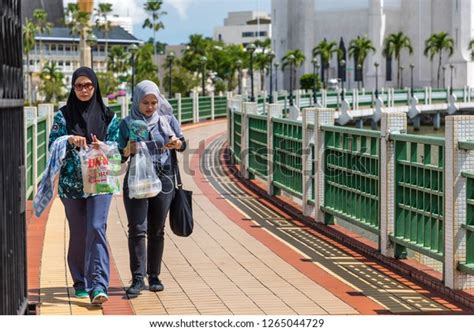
[
  {"xmin": 68, "ymin": 135, "xmax": 87, "ymax": 148},
  {"xmin": 165, "ymin": 137, "xmax": 182, "ymax": 150},
  {"xmin": 91, "ymin": 134, "xmax": 103, "ymax": 150},
  {"xmin": 123, "ymin": 140, "xmax": 137, "ymax": 157}
]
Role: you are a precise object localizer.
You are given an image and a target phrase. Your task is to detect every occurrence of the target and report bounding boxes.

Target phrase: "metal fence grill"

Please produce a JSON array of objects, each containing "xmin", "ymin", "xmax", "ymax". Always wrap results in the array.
[
  {"xmin": 214, "ymin": 96, "xmax": 227, "ymax": 117},
  {"xmin": 0, "ymin": 0, "xmax": 27, "ymax": 315},
  {"xmin": 247, "ymin": 114, "xmax": 268, "ymax": 178},
  {"xmin": 180, "ymin": 97, "xmax": 193, "ymax": 123}
]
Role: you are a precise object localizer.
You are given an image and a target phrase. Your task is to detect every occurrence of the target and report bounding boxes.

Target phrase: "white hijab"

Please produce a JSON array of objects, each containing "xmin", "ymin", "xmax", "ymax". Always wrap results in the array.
[{"xmin": 130, "ymin": 80, "xmax": 175, "ymax": 138}]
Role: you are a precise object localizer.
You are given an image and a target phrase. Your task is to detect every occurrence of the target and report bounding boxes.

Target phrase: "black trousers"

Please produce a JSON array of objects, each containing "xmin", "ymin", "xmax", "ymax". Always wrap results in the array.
[{"xmin": 123, "ymin": 166, "xmax": 175, "ymax": 279}]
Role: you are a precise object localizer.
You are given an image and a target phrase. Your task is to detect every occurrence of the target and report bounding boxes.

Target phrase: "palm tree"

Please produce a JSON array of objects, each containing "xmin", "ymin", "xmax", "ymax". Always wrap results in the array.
[
  {"xmin": 108, "ymin": 46, "xmax": 130, "ymax": 81},
  {"xmin": 135, "ymin": 43, "xmax": 159, "ymax": 85},
  {"xmin": 312, "ymin": 39, "xmax": 338, "ymax": 88},
  {"xmin": 254, "ymin": 51, "xmax": 274, "ymax": 91},
  {"xmin": 424, "ymin": 32, "xmax": 454, "ymax": 88},
  {"xmin": 383, "ymin": 32, "xmax": 413, "ymax": 88},
  {"xmin": 39, "ymin": 62, "xmax": 65, "ymax": 102},
  {"xmin": 65, "ymin": 3, "xmax": 91, "ymax": 55},
  {"xmin": 32, "ymin": 9, "xmax": 52, "ymax": 69},
  {"xmin": 143, "ymin": 0, "xmax": 167, "ymax": 59},
  {"xmin": 23, "ymin": 18, "xmax": 36, "ymax": 105},
  {"xmin": 95, "ymin": 3, "xmax": 113, "ymax": 61},
  {"xmin": 348, "ymin": 36, "xmax": 376, "ymax": 88},
  {"xmin": 182, "ymin": 34, "xmax": 211, "ymax": 72},
  {"xmin": 282, "ymin": 49, "xmax": 306, "ymax": 91},
  {"xmin": 469, "ymin": 39, "xmax": 474, "ymax": 60}
]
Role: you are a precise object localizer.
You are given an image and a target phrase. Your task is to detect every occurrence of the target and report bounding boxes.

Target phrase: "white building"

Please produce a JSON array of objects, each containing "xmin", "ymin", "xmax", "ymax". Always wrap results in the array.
[
  {"xmin": 213, "ymin": 11, "xmax": 272, "ymax": 46},
  {"xmin": 97, "ymin": 15, "xmax": 134, "ymax": 35},
  {"xmin": 272, "ymin": 0, "xmax": 474, "ymax": 90}
]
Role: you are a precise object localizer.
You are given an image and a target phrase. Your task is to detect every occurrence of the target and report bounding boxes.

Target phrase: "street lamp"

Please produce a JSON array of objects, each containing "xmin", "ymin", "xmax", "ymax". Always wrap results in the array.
[
  {"xmin": 443, "ymin": 65, "xmax": 447, "ymax": 89},
  {"xmin": 374, "ymin": 61, "xmax": 379, "ymax": 98},
  {"xmin": 200, "ymin": 55, "xmax": 208, "ymax": 96},
  {"xmin": 129, "ymin": 43, "xmax": 139, "ymax": 100},
  {"xmin": 246, "ymin": 43, "xmax": 256, "ymax": 101},
  {"xmin": 288, "ymin": 54, "xmax": 295, "ymax": 106},
  {"xmin": 274, "ymin": 62, "xmax": 280, "ymax": 92},
  {"xmin": 450, "ymin": 63, "xmax": 454, "ymax": 95},
  {"xmin": 311, "ymin": 57, "xmax": 319, "ymax": 104},
  {"xmin": 166, "ymin": 51, "xmax": 175, "ymax": 99},
  {"xmin": 400, "ymin": 65, "xmax": 405, "ymax": 89},
  {"xmin": 410, "ymin": 63, "xmax": 415, "ymax": 97},
  {"xmin": 236, "ymin": 59, "xmax": 243, "ymax": 95},
  {"xmin": 267, "ymin": 50, "xmax": 275, "ymax": 103},
  {"xmin": 340, "ymin": 59, "xmax": 346, "ymax": 100}
]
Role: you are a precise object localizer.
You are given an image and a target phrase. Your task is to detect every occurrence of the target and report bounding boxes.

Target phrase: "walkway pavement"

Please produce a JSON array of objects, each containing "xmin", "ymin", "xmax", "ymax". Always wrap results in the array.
[{"xmin": 26, "ymin": 119, "xmax": 473, "ymax": 315}]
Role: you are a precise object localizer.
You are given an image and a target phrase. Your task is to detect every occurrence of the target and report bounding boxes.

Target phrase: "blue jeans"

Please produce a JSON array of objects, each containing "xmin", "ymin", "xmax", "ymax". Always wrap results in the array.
[{"xmin": 61, "ymin": 194, "xmax": 112, "ymax": 293}]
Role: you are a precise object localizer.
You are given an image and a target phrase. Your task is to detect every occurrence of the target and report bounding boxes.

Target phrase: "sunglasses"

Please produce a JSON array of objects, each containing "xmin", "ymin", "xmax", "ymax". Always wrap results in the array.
[{"xmin": 74, "ymin": 82, "xmax": 94, "ymax": 91}]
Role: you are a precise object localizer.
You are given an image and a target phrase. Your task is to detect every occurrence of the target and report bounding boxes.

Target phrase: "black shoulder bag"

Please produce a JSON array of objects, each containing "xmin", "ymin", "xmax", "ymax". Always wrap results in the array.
[{"xmin": 169, "ymin": 149, "xmax": 194, "ymax": 237}]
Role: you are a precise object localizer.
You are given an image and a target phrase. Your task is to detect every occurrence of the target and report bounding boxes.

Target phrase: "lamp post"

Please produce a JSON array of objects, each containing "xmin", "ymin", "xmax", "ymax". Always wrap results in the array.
[
  {"xmin": 443, "ymin": 65, "xmax": 447, "ymax": 89},
  {"xmin": 267, "ymin": 50, "xmax": 275, "ymax": 103},
  {"xmin": 200, "ymin": 55, "xmax": 208, "ymax": 96},
  {"xmin": 450, "ymin": 63, "xmax": 454, "ymax": 95},
  {"xmin": 129, "ymin": 43, "xmax": 139, "ymax": 100},
  {"xmin": 410, "ymin": 63, "xmax": 415, "ymax": 97},
  {"xmin": 288, "ymin": 54, "xmax": 295, "ymax": 106},
  {"xmin": 357, "ymin": 63, "xmax": 362, "ymax": 89},
  {"xmin": 246, "ymin": 43, "xmax": 256, "ymax": 101},
  {"xmin": 400, "ymin": 65, "xmax": 405, "ymax": 89},
  {"xmin": 340, "ymin": 59, "xmax": 346, "ymax": 100},
  {"xmin": 374, "ymin": 61, "xmax": 379, "ymax": 98},
  {"xmin": 166, "ymin": 51, "xmax": 175, "ymax": 99},
  {"xmin": 236, "ymin": 59, "xmax": 243, "ymax": 95},
  {"xmin": 311, "ymin": 57, "xmax": 319, "ymax": 104},
  {"xmin": 274, "ymin": 62, "xmax": 280, "ymax": 92}
]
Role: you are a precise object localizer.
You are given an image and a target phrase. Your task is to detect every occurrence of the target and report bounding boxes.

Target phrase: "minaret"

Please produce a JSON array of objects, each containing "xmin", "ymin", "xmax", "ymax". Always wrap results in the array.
[
  {"xmin": 271, "ymin": 0, "xmax": 288, "ymax": 91},
  {"xmin": 366, "ymin": 0, "xmax": 386, "ymax": 89},
  {"xmin": 451, "ymin": 0, "xmax": 473, "ymax": 87}
]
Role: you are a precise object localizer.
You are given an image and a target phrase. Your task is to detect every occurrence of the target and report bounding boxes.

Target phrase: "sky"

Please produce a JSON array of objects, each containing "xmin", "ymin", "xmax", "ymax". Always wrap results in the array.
[{"xmin": 63, "ymin": 0, "xmax": 401, "ymax": 45}]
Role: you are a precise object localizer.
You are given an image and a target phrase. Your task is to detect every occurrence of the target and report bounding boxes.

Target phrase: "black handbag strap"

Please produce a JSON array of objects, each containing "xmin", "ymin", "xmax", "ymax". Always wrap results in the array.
[{"xmin": 171, "ymin": 149, "xmax": 183, "ymax": 188}]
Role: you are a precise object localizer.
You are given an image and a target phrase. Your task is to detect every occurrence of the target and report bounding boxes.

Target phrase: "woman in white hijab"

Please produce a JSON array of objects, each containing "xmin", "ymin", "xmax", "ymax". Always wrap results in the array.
[{"xmin": 118, "ymin": 80, "xmax": 186, "ymax": 297}]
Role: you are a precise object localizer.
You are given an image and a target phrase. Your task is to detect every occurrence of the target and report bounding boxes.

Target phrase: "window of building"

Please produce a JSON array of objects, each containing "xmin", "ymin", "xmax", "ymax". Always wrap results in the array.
[
  {"xmin": 51, "ymin": 44, "xmax": 56, "ymax": 51},
  {"xmin": 218, "ymin": 34, "xmax": 222, "ymax": 41},
  {"xmin": 65, "ymin": 45, "xmax": 71, "ymax": 52},
  {"xmin": 259, "ymin": 31, "xmax": 267, "ymax": 37},
  {"xmin": 386, "ymin": 56, "xmax": 392, "ymax": 81},
  {"xmin": 242, "ymin": 32, "xmax": 255, "ymax": 38},
  {"xmin": 58, "ymin": 44, "xmax": 63, "ymax": 52}
]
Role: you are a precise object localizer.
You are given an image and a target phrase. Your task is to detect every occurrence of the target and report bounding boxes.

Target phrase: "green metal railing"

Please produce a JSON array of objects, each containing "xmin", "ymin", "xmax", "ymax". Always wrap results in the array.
[
  {"xmin": 322, "ymin": 125, "xmax": 381, "ymax": 232},
  {"xmin": 109, "ymin": 103, "xmax": 122, "ymax": 119},
  {"xmin": 169, "ymin": 98, "xmax": 178, "ymax": 117},
  {"xmin": 214, "ymin": 96, "xmax": 227, "ymax": 117},
  {"xmin": 232, "ymin": 112, "xmax": 242, "ymax": 163},
  {"xmin": 272, "ymin": 118, "xmax": 303, "ymax": 197},
  {"xmin": 181, "ymin": 97, "xmax": 194, "ymax": 123},
  {"xmin": 248, "ymin": 114, "xmax": 268, "ymax": 178},
  {"xmin": 198, "ymin": 96, "xmax": 212, "ymax": 120},
  {"xmin": 391, "ymin": 133, "xmax": 445, "ymax": 261},
  {"xmin": 464, "ymin": 174, "xmax": 474, "ymax": 268},
  {"xmin": 26, "ymin": 122, "xmax": 34, "ymax": 200},
  {"xmin": 36, "ymin": 116, "xmax": 48, "ymax": 181}
]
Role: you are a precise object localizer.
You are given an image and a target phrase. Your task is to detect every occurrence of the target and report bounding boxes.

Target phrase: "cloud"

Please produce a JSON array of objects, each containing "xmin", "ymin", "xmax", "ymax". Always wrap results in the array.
[
  {"xmin": 63, "ymin": 0, "xmax": 147, "ymax": 24},
  {"xmin": 167, "ymin": 0, "xmax": 194, "ymax": 20}
]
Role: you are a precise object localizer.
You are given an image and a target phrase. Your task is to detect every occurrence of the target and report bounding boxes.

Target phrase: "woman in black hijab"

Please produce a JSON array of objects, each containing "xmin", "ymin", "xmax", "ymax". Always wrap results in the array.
[{"xmin": 48, "ymin": 67, "xmax": 120, "ymax": 305}]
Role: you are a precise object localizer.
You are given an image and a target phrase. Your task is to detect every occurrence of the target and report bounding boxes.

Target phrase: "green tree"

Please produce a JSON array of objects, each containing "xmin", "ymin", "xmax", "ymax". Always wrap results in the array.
[
  {"xmin": 23, "ymin": 18, "xmax": 37, "ymax": 105},
  {"xmin": 282, "ymin": 49, "xmax": 306, "ymax": 90},
  {"xmin": 300, "ymin": 73, "xmax": 321, "ymax": 91},
  {"xmin": 162, "ymin": 62, "xmax": 199, "ymax": 96},
  {"xmin": 108, "ymin": 46, "xmax": 130, "ymax": 82},
  {"xmin": 97, "ymin": 71, "xmax": 119, "ymax": 96},
  {"xmin": 135, "ymin": 43, "xmax": 159, "ymax": 85},
  {"xmin": 348, "ymin": 35, "xmax": 376, "ymax": 88},
  {"xmin": 469, "ymin": 39, "xmax": 474, "ymax": 58},
  {"xmin": 312, "ymin": 39, "xmax": 338, "ymax": 88},
  {"xmin": 181, "ymin": 34, "xmax": 212, "ymax": 72},
  {"xmin": 143, "ymin": 0, "xmax": 167, "ymax": 59},
  {"xmin": 32, "ymin": 9, "xmax": 53, "ymax": 69},
  {"xmin": 383, "ymin": 32, "xmax": 413, "ymax": 88},
  {"xmin": 39, "ymin": 62, "xmax": 65, "ymax": 102},
  {"xmin": 95, "ymin": 2, "xmax": 113, "ymax": 61},
  {"xmin": 424, "ymin": 32, "xmax": 454, "ymax": 88},
  {"xmin": 64, "ymin": 3, "xmax": 91, "ymax": 52}
]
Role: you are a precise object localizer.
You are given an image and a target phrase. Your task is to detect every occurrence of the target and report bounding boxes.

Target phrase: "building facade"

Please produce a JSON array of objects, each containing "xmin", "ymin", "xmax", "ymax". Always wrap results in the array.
[
  {"xmin": 272, "ymin": 0, "xmax": 474, "ymax": 90},
  {"xmin": 213, "ymin": 11, "xmax": 272, "ymax": 46}
]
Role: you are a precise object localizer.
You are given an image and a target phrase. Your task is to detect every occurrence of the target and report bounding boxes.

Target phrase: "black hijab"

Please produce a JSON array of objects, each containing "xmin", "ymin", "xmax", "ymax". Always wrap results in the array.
[{"xmin": 62, "ymin": 67, "xmax": 115, "ymax": 144}]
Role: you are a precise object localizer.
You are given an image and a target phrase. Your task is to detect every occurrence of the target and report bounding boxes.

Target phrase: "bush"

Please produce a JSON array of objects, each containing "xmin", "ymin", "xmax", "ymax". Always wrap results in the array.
[{"xmin": 300, "ymin": 73, "xmax": 322, "ymax": 91}]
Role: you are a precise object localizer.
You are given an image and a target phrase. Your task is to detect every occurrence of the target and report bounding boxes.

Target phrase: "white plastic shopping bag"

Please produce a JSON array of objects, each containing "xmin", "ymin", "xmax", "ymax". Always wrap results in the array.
[{"xmin": 127, "ymin": 143, "xmax": 162, "ymax": 199}]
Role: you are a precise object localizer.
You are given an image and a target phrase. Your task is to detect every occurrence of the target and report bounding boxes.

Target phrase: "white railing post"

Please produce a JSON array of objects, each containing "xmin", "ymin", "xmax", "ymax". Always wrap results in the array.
[
  {"xmin": 444, "ymin": 116, "xmax": 474, "ymax": 290},
  {"xmin": 193, "ymin": 91, "xmax": 199, "ymax": 123},
  {"xmin": 175, "ymin": 93, "xmax": 182, "ymax": 123},
  {"xmin": 302, "ymin": 108, "xmax": 316, "ymax": 217},
  {"xmin": 380, "ymin": 112, "xmax": 407, "ymax": 256},
  {"xmin": 37, "ymin": 103, "xmax": 54, "ymax": 152},
  {"xmin": 267, "ymin": 103, "xmax": 283, "ymax": 195},
  {"xmin": 211, "ymin": 91, "xmax": 215, "ymax": 120},
  {"xmin": 240, "ymin": 102, "xmax": 258, "ymax": 179}
]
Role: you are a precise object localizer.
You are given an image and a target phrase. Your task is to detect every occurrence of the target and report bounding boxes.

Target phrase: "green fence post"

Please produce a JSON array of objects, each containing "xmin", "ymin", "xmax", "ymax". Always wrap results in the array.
[
  {"xmin": 241, "ymin": 102, "xmax": 258, "ymax": 179},
  {"xmin": 267, "ymin": 104, "xmax": 284, "ymax": 195},
  {"xmin": 302, "ymin": 108, "xmax": 316, "ymax": 217},
  {"xmin": 314, "ymin": 108, "xmax": 336, "ymax": 224},
  {"xmin": 25, "ymin": 107, "xmax": 38, "ymax": 197},
  {"xmin": 380, "ymin": 112, "xmax": 407, "ymax": 256},
  {"xmin": 445, "ymin": 116, "xmax": 474, "ymax": 289}
]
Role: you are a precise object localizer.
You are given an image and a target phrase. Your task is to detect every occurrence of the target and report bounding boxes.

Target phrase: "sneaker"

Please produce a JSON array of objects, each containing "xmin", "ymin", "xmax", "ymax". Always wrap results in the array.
[
  {"xmin": 126, "ymin": 277, "xmax": 145, "ymax": 297},
  {"xmin": 148, "ymin": 275, "xmax": 164, "ymax": 292},
  {"xmin": 90, "ymin": 289, "xmax": 108, "ymax": 305},
  {"xmin": 74, "ymin": 289, "xmax": 89, "ymax": 298}
]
